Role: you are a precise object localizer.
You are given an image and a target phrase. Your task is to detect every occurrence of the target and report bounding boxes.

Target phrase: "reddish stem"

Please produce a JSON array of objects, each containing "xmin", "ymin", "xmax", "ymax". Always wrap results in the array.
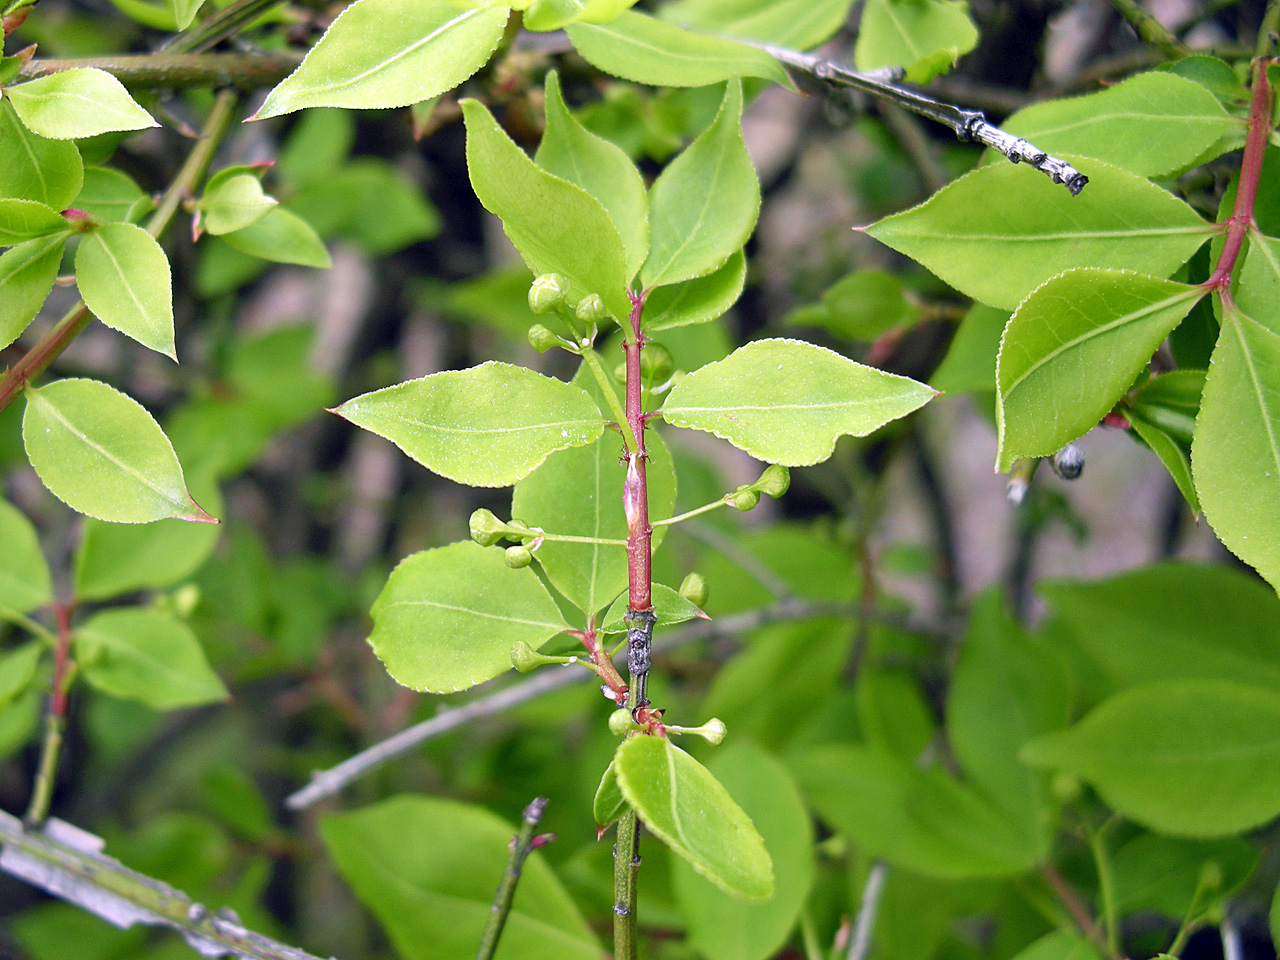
[
  {"xmin": 51, "ymin": 602, "xmax": 73, "ymax": 716},
  {"xmin": 0, "ymin": 305, "xmax": 91, "ymax": 414},
  {"xmin": 1205, "ymin": 58, "xmax": 1276, "ymax": 297},
  {"xmin": 623, "ymin": 290, "xmax": 652, "ymax": 614}
]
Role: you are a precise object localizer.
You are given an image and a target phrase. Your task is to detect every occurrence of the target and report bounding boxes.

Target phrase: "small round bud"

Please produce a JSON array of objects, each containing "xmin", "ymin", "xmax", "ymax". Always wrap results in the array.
[
  {"xmin": 1050, "ymin": 771, "xmax": 1082, "ymax": 804},
  {"xmin": 729, "ymin": 488, "xmax": 760, "ymax": 512},
  {"xmin": 511, "ymin": 640, "xmax": 542, "ymax": 672},
  {"xmin": 755, "ymin": 464, "xmax": 790, "ymax": 499},
  {"xmin": 608, "ymin": 709, "xmax": 636, "ymax": 736},
  {"xmin": 1199, "ymin": 860, "xmax": 1224, "ymax": 892},
  {"xmin": 528, "ymin": 273, "xmax": 567, "ymax": 314},
  {"xmin": 678, "ymin": 572, "xmax": 709, "ymax": 608},
  {"xmin": 527, "ymin": 323, "xmax": 560, "ymax": 353},
  {"xmin": 505, "ymin": 544, "xmax": 534, "ymax": 568},
  {"xmin": 640, "ymin": 343, "xmax": 674, "ymax": 384},
  {"xmin": 575, "ymin": 293, "xmax": 607, "ymax": 323},
  {"xmin": 171, "ymin": 583, "xmax": 200, "ymax": 618},
  {"xmin": 469, "ymin": 508, "xmax": 507, "ymax": 547},
  {"xmin": 1050, "ymin": 443, "xmax": 1084, "ymax": 481}
]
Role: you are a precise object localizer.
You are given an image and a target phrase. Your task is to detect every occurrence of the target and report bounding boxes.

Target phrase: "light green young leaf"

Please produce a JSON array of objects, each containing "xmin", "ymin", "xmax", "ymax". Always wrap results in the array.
[
  {"xmin": 1042, "ymin": 563, "xmax": 1280, "ymax": 690},
  {"xmin": 662, "ymin": 338, "xmax": 935, "ymax": 466},
  {"xmin": 74, "ymin": 167, "xmax": 149, "ymax": 223},
  {"xmin": 368, "ymin": 541, "xmax": 570, "ymax": 693},
  {"xmin": 854, "ymin": 0, "xmax": 978, "ymax": 84},
  {"xmin": 511, "ymin": 428, "xmax": 675, "ymax": 614},
  {"xmin": 566, "ymin": 12, "xmax": 790, "ymax": 89},
  {"xmin": 536, "ymin": 71, "xmax": 648, "ymax": 281},
  {"xmin": 1128, "ymin": 413, "xmax": 1200, "ymax": 515},
  {"xmin": 657, "ymin": 0, "xmax": 853, "ymax": 51},
  {"xmin": 1192, "ymin": 307, "xmax": 1280, "ymax": 592},
  {"xmin": 998, "ymin": 71, "xmax": 1238, "ymax": 178},
  {"xmin": 74, "ymin": 608, "xmax": 228, "ymax": 709},
  {"xmin": 643, "ymin": 250, "xmax": 746, "ymax": 331},
  {"xmin": 73, "ymin": 466, "xmax": 223, "ymax": 600},
  {"xmin": 0, "ymin": 199, "xmax": 67, "ymax": 246},
  {"xmin": 6, "ymin": 69, "xmax": 158, "ymax": 140},
  {"xmin": 22, "ymin": 378, "xmax": 215, "ymax": 524},
  {"xmin": 929, "ymin": 303, "xmax": 1008, "ymax": 394},
  {"xmin": 334, "ymin": 361, "xmax": 604, "ymax": 488},
  {"xmin": 198, "ymin": 174, "xmax": 278, "ymax": 236},
  {"xmin": 594, "ymin": 759, "xmax": 627, "ymax": 828},
  {"xmin": 640, "ymin": 81, "xmax": 759, "ymax": 289},
  {"xmin": 254, "ymin": 0, "xmax": 511, "ymax": 117},
  {"xmin": 524, "ymin": 0, "xmax": 636, "ymax": 31},
  {"xmin": 995, "ymin": 269, "xmax": 1204, "ymax": 469},
  {"xmin": 0, "ymin": 99, "xmax": 83, "ymax": 209},
  {"xmin": 321, "ymin": 796, "xmax": 599, "ymax": 960},
  {"xmin": 220, "ymin": 206, "xmax": 331, "ymax": 268},
  {"xmin": 614, "ymin": 734, "xmax": 774, "ymax": 901},
  {"xmin": 1111, "ymin": 833, "xmax": 1257, "ymax": 919},
  {"xmin": 0, "ymin": 235, "xmax": 65, "ymax": 351},
  {"xmin": 672, "ymin": 744, "xmax": 814, "ymax": 960},
  {"xmin": 0, "ymin": 643, "xmax": 43, "ymax": 706},
  {"xmin": 75, "ymin": 221, "xmax": 175, "ymax": 359},
  {"xmin": 169, "ymin": 0, "xmax": 203, "ymax": 29},
  {"xmin": 1237, "ymin": 233, "xmax": 1280, "ymax": 332},
  {"xmin": 865, "ymin": 158, "xmax": 1213, "ymax": 311},
  {"xmin": 0, "ymin": 497, "xmax": 52, "ymax": 614},
  {"xmin": 462, "ymin": 98, "xmax": 631, "ymax": 322},
  {"xmin": 1022, "ymin": 679, "xmax": 1280, "ymax": 836},
  {"xmin": 599, "ymin": 582, "xmax": 702, "ymax": 634}
]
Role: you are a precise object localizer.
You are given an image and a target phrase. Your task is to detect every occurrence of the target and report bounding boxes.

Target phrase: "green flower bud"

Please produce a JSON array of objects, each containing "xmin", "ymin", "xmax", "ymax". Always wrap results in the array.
[
  {"xmin": 171, "ymin": 583, "xmax": 200, "ymax": 618},
  {"xmin": 640, "ymin": 342, "xmax": 674, "ymax": 383},
  {"xmin": 729, "ymin": 488, "xmax": 760, "ymax": 512},
  {"xmin": 755, "ymin": 464, "xmax": 790, "ymax": 498},
  {"xmin": 527, "ymin": 323, "xmax": 560, "ymax": 353},
  {"xmin": 678, "ymin": 572, "xmax": 709, "ymax": 607},
  {"xmin": 511, "ymin": 640, "xmax": 542, "ymax": 672},
  {"xmin": 528, "ymin": 273, "xmax": 567, "ymax": 314},
  {"xmin": 608, "ymin": 709, "xmax": 637, "ymax": 736},
  {"xmin": 669, "ymin": 718, "xmax": 726, "ymax": 745},
  {"xmin": 505, "ymin": 544, "xmax": 534, "ymax": 568},
  {"xmin": 469, "ymin": 508, "xmax": 507, "ymax": 547},
  {"xmin": 575, "ymin": 293, "xmax": 607, "ymax": 323}
]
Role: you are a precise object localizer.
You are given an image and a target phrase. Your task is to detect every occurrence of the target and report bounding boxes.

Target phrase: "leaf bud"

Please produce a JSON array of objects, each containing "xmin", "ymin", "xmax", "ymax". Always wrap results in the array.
[
  {"xmin": 528, "ymin": 273, "xmax": 567, "ymax": 314},
  {"xmin": 505, "ymin": 544, "xmax": 534, "ymax": 568},
  {"xmin": 511, "ymin": 640, "xmax": 542, "ymax": 672},
  {"xmin": 527, "ymin": 323, "xmax": 560, "ymax": 353},
  {"xmin": 640, "ymin": 342, "xmax": 674, "ymax": 383},
  {"xmin": 729, "ymin": 488, "xmax": 760, "ymax": 512},
  {"xmin": 469, "ymin": 508, "xmax": 507, "ymax": 547},
  {"xmin": 575, "ymin": 293, "xmax": 607, "ymax": 323},
  {"xmin": 608, "ymin": 709, "xmax": 638, "ymax": 736},
  {"xmin": 678, "ymin": 572, "xmax": 709, "ymax": 607},
  {"xmin": 754, "ymin": 464, "xmax": 790, "ymax": 498}
]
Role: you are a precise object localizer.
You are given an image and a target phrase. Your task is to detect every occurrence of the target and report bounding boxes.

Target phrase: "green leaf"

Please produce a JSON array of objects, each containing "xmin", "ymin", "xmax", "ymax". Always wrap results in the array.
[
  {"xmin": 854, "ymin": 0, "xmax": 979, "ymax": 84},
  {"xmin": 567, "ymin": 12, "xmax": 790, "ymax": 89},
  {"xmin": 75, "ymin": 221, "xmax": 175, "ymax": 359},
  {"xmin": 284, "ymin": 160, "xmax": 441, "ymax": 255},
  {"xmin": 1041, "ymin": 563, "xmax": 1280, "ymax": 691},
  {"xmin": 856, "ymin": 668, "xmax": 936, "ymax": 765},
  {"xmin": 0, "ymin": 199, "xmax": 66, "ymax": 245},
  {"xmin": 662, "ymin": 338, "xmax": 935, "ymax": 466},
  {"xmin": 1111, "ymin": 833, "xmax": 1257, "ymax": 918},
  {"xmin": 788, "ymin": 269, "xmax": 920, "ymax": 341},
  {"xmin": 73, "ymin": 466, "xmax": 223, "ymax": 600},
  {"xmin": 254, "ymin": 0, "xmax": 511, "ymax": 117},
  {"xmin": 656, "ymin": 0, "xmax": 853, "ymax": 51},
  {"xmin": 998, "ymin": 71, "xmax": 1238, "ymax": 178},
  {"xmin": 1192, "ymin": 308, "xmax": 1280, "ymax": 592},
  {"xmin": 321, "ymin": 796, "xmax": 599, "ymax": 960},
  {"xmin": 510, "ymin": 427, "xmax": 675, "ymax": 614},
  {"xmin": 1128, "ymin": 413, "xmax": 1200, "ymax": 514},
  {"xmin": 74, "ymin": 608, "xmax": 228, "ymax": 709},
  {"xmin": 930, "ymin": 303, "xmax": 1008, "ymax": 394},
  {"xmin": 946, "ymin": 591, "xmax": 1068, "ymax": 859},
  {"xmin": 22, "ymin": 378, "xmax": 214, "ymax": 524},
  {"xmin": 1022, "ymin": 679, "xmax": 1280, "ymax": 836},
  {"xmin": 73, "ymin": 166, "xmax": 149, "ymax": 223},
  {"xmin": 0, "ymin": 497, "xmax": 52, "ymax": 614},
  {"xmin": 791, "ymin": 744, "xmax": 1041, "ymax": 878},
  {"xmin": 614, "ymin": 734, "xmax": 774, "ymax": 901},
  {"xmin": 672, "ymin": 744, "xmax": 813, "ymax": 960},
  {"xmin": 524, "ymin": 0, "xmax": 637, "ymax": 32},
  {"xmin": 536, "ymin": 71, "xmax": 648, "ymax": 281},
  {"xmin": 995, "ymin": 269, "xmax": 1204, "ymax": 469},
  {"xmin": 1127, "ymin": 372, "xmax": 1204, "ymax": 513},
  {"xmin": 593, "ymin": 759, "xmax": 627, "ymax": 828},
  {"xmin": 220, "ymin": 206, "xmax": 331, "ymax": 268},
  {"xmin": 0, "ymin": 643, "xmax": 43, "ymax": 706},
  {"xmin": 599, "ymin": 582, "xmax": 703, "ymax": 634},
  {"xmin": 0, "ymin": 235, "xmax": 65, "ymax": 352},
  {"xmin": 334, "ymin": 361, "xmax": 604, "ymax": 488},
  {"xmin": 168, "ymin": 0, "xmax": 202, "ymax": 29},
  {"xmin": 0, "ymin": 99, "xmax": 83, "ymax": 209},
  {"xmin": 462, "ymin": 98, "xmax": 630, "ymax": 322},
  {"xmin": 640, "ymin": 81, "xmax": 759, "ymax": 289},
  {"xmin": 1008, "ymin": 931, "xmax": 1102, "ymax": 960},
  {"xmin": 1237, "ymin": 233, "xmax": 1280, "ymax": 333},
  {"xmin": 368, "ymin": 540, "xmax": 570, "ymax": 692},
  {"xmin": 643, "ymin": 250, "xmax": 746, "ymax": 331},
  {"xmin": 198, "ymin": 173, "xmax": 277, "ymax": 236},
  {"xmin": 5, "ymin": 69, "xmax": 158, "ymax": 140},
  {"xmin": 864, "ymin": 158, "xmax": 1213, "ymax": 311}
]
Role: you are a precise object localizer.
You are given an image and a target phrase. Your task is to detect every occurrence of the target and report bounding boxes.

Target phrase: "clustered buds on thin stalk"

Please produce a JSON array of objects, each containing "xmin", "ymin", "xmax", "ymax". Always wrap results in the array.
[
  {"xmin": 727, "ymin": 463, "xmax": 791, "ymax": 512},
  {"xmin": 526, "ymin": 274, "xmax": 606, "ymax": 356}
]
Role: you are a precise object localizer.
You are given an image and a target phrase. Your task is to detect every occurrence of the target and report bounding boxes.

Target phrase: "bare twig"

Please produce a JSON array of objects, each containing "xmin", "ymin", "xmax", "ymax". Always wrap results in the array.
[
  {"xmin": 16, "ymin": 53, "xmax": 300, "ymax": 89},
  {"xmin": 0, "ymin": 809, "xmax": 336, "ymax": 960},
  {"xmin": 475, "ymin": 798, "xmax": 549, "ymax": 960},
  {"xmin": 847, "ymin": 861, "xmax": 888, "ymax": 960},
  {"xmin": 754, "ymin": 43, "xmax": 1088, "ymax": 195}
]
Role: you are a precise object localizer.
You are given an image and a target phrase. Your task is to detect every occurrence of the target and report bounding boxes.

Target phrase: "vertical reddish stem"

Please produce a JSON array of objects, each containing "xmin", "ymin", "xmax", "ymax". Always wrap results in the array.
[
  {"xmin": 623, "ymin": 290, "xmax": 652, "ymax": 614},
  {"xmin": 25, "ymin": 601, "xmax": 74, "ymax": 826}
]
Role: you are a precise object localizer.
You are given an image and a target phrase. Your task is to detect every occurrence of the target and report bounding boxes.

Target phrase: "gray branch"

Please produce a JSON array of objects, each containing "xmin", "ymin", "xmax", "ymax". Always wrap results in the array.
[
  {"xmin": 847, "ymin": 861, "xmax": 889, "ymax": 960},
  {"xmin": 756, "ymin": 44, "xmax": 1088, "ymax": 195},
  {"xmin": 0, "ymin": 809, "xmax": 335, "ymax": 960}
]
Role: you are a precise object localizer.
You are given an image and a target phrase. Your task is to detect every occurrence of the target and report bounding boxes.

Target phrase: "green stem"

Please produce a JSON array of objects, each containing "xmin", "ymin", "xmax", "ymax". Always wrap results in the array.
[
  {"xmin": 474, "ymin": 798, "xmax": 549, "ymax": 960},
  {"xmin": 525, "ymin": 532, "xmax": 628, "ymax": 546},
  {"xmin": 1105, "ymin": 0, "xmax": 1188, "ymax": 58},
  {"xmin": 24, "ymin": 601, "xmax": 73, "ymax": 827},
  {"xmin": 1257, "ymin": 1, "xmax": 1280, "ymax": 59},
  {"xmin": 612, "ymin": 809, "xmax": 640, "ymax": 960},
  {"xmin": 0, "ymin": 89, "xmax": 237, "ymax": 415},
  {"xmin": 580, "ymin": 348, "xmax": 638, "ymax": 453},
  {"xmin": 0, "ymin": 603, "xmax": 57, "ymax": 644},
  {"xmin": 1087, "ymin": 822, "xmax": 1119, "ymax": 956},
  {"xmin": 163, "ymin": 0, "xmax": 287, "ymax": 53},
  {"xmin": 651, "ymin": 497, "xmax": 729, "ymax": 528},
  {"xmin": 16, "ymin": 53, "xmax": 299, "ymax": 89}
]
